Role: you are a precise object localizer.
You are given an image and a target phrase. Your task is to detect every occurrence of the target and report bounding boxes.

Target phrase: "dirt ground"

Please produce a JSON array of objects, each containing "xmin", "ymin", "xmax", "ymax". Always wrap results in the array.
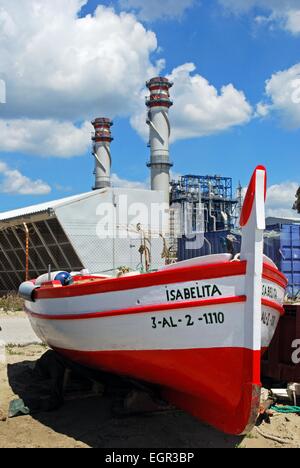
[
  {"xmin": 0, "ymin": 344, "xmax": 300, "ymax": 449},
  {"xmin": 0, "ymin": 310, "xmax": 26, "ymax": 318}
]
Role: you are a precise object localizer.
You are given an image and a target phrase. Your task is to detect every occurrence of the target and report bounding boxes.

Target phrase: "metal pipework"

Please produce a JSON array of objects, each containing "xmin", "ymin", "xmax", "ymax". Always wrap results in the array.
[
  {"xmin": 91, "ymin": 118, "xmax": 113, "ymax": 190},
  {"xmin": 146, "ymin": 77, "xmax": 173, "ymax": 204}
]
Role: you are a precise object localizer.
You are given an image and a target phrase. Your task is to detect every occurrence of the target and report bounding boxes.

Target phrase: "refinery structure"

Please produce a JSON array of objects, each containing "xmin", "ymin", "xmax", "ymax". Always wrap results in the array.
[
  {"xmin": 0, "ymin": 76, "xmax": 299, "ymax": 296},
  {"xmin": 170, "ymin": 174, "xmax": 238, "ymax": 232}
]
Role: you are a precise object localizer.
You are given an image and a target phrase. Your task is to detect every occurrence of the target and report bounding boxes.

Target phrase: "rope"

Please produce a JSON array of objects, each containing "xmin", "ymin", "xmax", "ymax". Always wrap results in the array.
[
  {"xmin": 254, "ymin": 427, "xmax": 297, "ymax": 446},
  {"xmin": 271, "ymin": 405, "xmax": 300, "ymax": 414}
]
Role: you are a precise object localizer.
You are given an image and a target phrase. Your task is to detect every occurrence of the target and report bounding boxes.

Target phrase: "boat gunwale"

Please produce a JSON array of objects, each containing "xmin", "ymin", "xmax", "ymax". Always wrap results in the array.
[{"xmin": 34, "ymin": 260, "xmax": 247, "ymax": 299}]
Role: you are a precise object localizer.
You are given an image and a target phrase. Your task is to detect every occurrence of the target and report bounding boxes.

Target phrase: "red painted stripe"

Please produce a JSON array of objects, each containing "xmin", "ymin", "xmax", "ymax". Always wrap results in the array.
[
  {"xmin": 263, "ymin": 264, "xmax": 288, "ymax": 289},
  {"xmin": 53, "ymin": 346, "xmax": 262, "ymax": 435},
  {"xmin": 26, "ymin": 295, "xmax": 247, "ymax": 321},
  {"xmin": 262, "ymin": 273, "xmax": 286, "ymax": 289},
  {"xmin": 147, "ymin": 102, "xmax": 172, "ymax": 108},
  {"xmin": 93, "ymin": 137, "xmax": 112, "ymax": 142},
  {"xmin": 262, "ymin": 298, "xmax": 285, "ymax": 316},
  {"xmin": 240, "ymin": 166, "xmax": 267, "ymax": 227},
  {"xmin": 35, "ymin": 261, "xmax": 247, "ymax": 300},
  {"xmin": 149, "ymin": 85, "xmax": 170, "ymax": 91}
]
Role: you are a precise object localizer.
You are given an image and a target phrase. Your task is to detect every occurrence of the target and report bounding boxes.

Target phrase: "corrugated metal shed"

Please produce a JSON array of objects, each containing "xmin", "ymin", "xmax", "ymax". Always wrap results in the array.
[{"xmin": 0, "ymin": 188, "xmax": 168, "ymax": 293}]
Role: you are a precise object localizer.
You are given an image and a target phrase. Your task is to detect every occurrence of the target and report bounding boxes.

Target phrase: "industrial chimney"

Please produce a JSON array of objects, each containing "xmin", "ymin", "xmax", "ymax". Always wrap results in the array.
[
  {"xmin": 146, "ymin": 77, "xmax": 173, "ymax": 204},
  {"xmin": 91, "ymin": 118, "xmax": 113, "ymax": 190}
]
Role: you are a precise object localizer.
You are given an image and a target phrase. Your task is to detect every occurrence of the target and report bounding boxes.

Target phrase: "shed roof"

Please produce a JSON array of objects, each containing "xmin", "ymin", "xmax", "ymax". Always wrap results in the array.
[{"xmin": 0, "ymin": 189, "xmax": 105, "ymax": 224}]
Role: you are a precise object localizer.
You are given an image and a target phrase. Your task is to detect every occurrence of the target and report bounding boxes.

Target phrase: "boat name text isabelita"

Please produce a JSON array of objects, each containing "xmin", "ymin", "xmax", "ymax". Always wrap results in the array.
[
  {"xmin": 262, "ymin": 284, "xmax": 278, "ymax": 300},
  {"xmin": 166, "ymin": 284, "xmax": 222, "ymax": 302}
]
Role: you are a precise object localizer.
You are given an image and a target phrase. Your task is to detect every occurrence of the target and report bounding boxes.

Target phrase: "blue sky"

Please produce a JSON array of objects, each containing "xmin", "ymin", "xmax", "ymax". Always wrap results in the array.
[{"xmin": 0, "ymin": 0, "xmax": 299, "ymax": 217}]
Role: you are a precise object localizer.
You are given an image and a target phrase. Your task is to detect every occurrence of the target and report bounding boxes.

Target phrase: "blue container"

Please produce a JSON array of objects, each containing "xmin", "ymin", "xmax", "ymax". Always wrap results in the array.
[
  {"xmin": 177, "ymin": 223, "xmax": 300, "ymax": 298},
  {"xmin": 178, "ymin": 231, "xmax": 241, "ymax": 260},
  {"xmin": 280, "ymin": 224, "xmax": 300, "ymax": 298}
]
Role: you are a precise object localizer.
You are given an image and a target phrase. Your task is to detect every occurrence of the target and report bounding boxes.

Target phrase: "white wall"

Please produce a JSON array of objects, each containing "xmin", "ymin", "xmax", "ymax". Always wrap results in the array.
[{"xmin": 55, "ymin": 188, "xmax": 169, "ymax": 274}]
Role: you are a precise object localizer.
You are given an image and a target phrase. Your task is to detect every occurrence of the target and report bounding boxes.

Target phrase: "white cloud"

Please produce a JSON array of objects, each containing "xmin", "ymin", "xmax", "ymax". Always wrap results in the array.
[
  {"xmin": 0, "ymin": 78, "xmax": 6, "ymax": 104},
  {"xmin": 242, "ymin": 179, "xmax": 300, "ymax": 218},
  {"xmin": 119, "ymin": 0, "xmax": 196, "ymax": 21},
  {"xmin": 170, "ymin": 171, "xmax": 183, "ymax": 182},
  {"xmin": 0, "ymin": 161, "xmax": 51, "ymax": 195},
  {"xmin": 219, "ymin": 0, "xmax": 300, "ymax": 34},
  {"xmin": 0, "ymin": 0, "xmax": 163, "ymax": 157},
  {"xmin": 0, "ymin": 0, "xmax": 255, "ymax": 159},
  {"xmin": 0, "ymin": 1, "xmax": 160, "ymax": 121},
  {"xmin": 0, "ymin": 119, "xmax": 92, "ymax": 158},
  {"xmin": 255, "ymin": 101, "xmax": 271, "ymax": 118},
  {"xmin": 257, "ymin": 63, "xmax": 300, "ymax": 128},
  {"xmin": 285, "ymin": 9, "xmax": 300, "ymax": 34},
  {"xmin": 266, "ymin": 181, "xmax": 300, "ymax": 218},
  {"xmin": 111, "ymin": 173, "xmax": 148, "ymax": 189},
  {"xmin": 131, "ymin": 63, "xmax": 253, "ymax": 143}
]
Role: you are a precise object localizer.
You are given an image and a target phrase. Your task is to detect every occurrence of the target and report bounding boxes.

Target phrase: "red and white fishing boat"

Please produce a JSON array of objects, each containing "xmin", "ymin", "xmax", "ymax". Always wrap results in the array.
[{"xmin": 20, "ymin": 166, "xmax": 287, "ymax": 435}]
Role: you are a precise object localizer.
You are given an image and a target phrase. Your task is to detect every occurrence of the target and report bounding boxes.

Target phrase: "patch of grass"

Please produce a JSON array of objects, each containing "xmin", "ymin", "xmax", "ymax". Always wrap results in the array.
[
  {"xmin": 5, "ymin": 343, "xmax": 48, "ymax": 356},
  {"xmin": 246, "ymin": 432, "xmax": 258, "ymax": 439},
  {"xmin": 6, "ymin": 349, "xmax": 23, "ymax": 356},
  {"xmin": 39, "ymin": 343, "xmax": 48, "ymax": 349},
  {"xmin": 0, "ymin": 293, "xmax": 24, "ymax": 313},
  {"xmin": 5, "ymin": 344, "xmax": 22, "ymax": 356}
]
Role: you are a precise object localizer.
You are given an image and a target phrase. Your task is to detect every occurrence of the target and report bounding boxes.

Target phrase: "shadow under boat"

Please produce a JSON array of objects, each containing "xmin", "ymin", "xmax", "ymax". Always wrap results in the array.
[{"xmin": 7, "ymin": 351, "xmax": 243, "ymax": 448}]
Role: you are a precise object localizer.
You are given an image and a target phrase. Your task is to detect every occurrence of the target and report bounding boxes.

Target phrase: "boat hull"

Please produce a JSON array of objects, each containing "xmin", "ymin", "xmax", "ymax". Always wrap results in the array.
[
  {"xmin": 24, "ymin": 261, "xmax": 286, "ymax": 435},
  {"xmin": 55, "ymin": 346, "xmax": 261, "ymax": 435}
]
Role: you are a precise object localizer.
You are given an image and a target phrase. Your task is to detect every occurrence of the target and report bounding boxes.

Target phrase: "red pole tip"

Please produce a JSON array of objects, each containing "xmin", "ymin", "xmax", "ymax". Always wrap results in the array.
[{"xmin": 240, "ymin": 166, "xmax": 267, "ymax": 227}]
